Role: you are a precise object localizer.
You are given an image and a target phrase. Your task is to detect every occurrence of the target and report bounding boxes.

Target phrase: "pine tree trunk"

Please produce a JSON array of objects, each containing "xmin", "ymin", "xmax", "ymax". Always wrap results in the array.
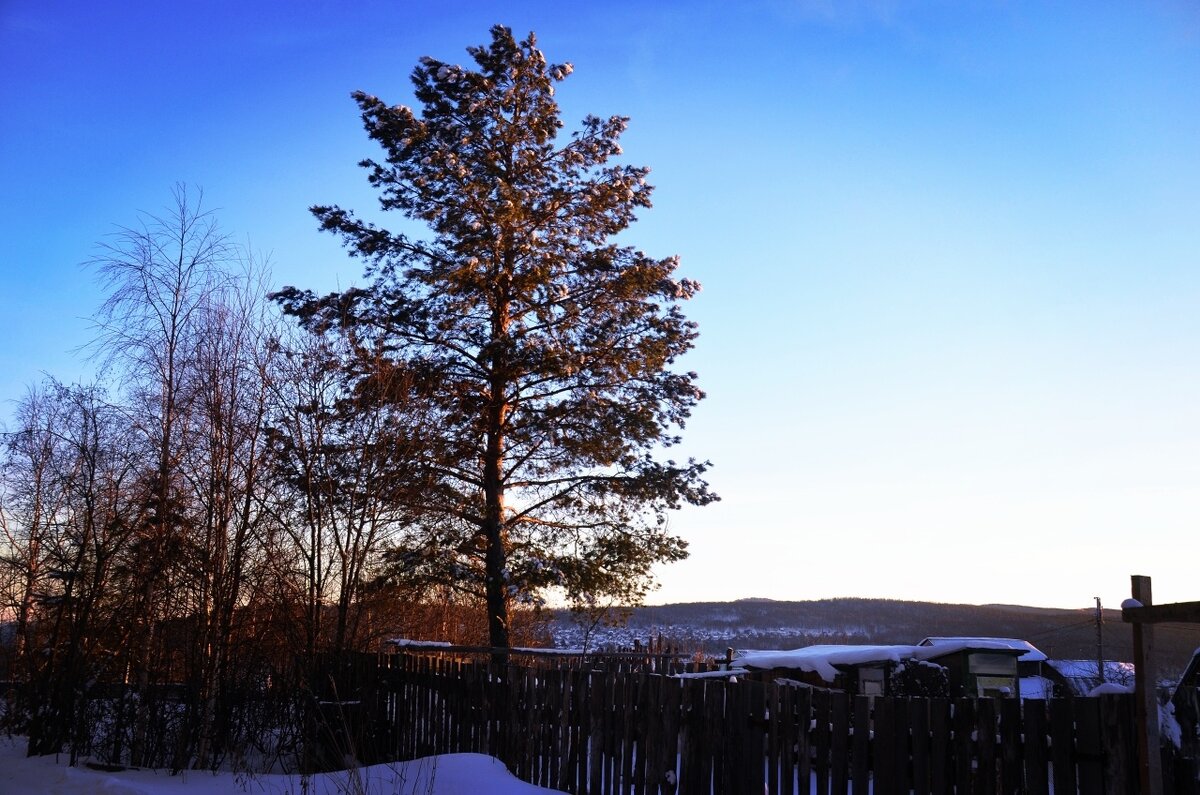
[{"xmin": 483, "ymin": 410, "xmax": 509, "ymax": 661}]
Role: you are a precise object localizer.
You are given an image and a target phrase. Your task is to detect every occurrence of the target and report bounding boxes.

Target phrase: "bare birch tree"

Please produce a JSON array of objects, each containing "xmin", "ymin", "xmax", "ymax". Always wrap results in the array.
[
  {"xmin": 172, "ymin": 256, "xmax": 278, "ymax": 769},
  {"xmin": 86, "ymin": 184, "xmax": 231, "ymax": 765}
]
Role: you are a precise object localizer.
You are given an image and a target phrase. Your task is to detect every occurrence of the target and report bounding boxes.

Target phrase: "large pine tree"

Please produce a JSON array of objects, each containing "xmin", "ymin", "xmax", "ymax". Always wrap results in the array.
[{"xmin": 275, "ymin": 25, "xmax": 716, "ymax": 650}]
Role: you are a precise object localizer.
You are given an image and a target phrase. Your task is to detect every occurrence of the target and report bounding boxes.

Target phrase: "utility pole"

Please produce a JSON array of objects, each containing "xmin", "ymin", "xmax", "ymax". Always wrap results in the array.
[{"xmin": 1094, "ymin": 596, "xmax": 1105, "ymax": 685}]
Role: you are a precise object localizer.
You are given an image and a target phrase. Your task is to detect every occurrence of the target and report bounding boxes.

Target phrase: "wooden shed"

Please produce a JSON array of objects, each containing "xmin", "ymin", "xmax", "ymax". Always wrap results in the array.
[{"xmin": 918, "ymin": 637, "xmax": 1048, "ymax": 698}]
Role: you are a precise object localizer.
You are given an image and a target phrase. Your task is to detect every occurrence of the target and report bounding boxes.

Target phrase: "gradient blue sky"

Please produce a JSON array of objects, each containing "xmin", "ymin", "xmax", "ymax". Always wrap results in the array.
[{"xmin": 3, "ymin": 1, "xmax": 1199, "ymax": 610}]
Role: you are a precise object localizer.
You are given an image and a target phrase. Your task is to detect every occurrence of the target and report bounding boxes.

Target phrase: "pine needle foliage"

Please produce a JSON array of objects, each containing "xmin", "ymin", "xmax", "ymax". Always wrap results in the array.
[{"xmin": 274, "ymin": 26, "xmax": 717, "ymax": 650}]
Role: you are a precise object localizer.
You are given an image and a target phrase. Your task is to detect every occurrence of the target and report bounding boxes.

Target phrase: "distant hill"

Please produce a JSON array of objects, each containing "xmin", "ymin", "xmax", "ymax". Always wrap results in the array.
[{"xmin": 551, "ymin": 598, "xmax": 1200, "ymax": 680}]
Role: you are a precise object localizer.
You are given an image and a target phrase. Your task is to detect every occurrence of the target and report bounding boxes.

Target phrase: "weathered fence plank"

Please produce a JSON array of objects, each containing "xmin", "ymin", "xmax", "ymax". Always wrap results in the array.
[
  {"xmin": 588, "ymin": 670, "xmax": 604, "ymax": 794},
  {"xmin": 659, "ymin": 675, "xmax": 681, "ymax": 794},
  {"xmin": 1021, "ymin": 699, "xmax": 1049, "ymax": 795},
  {"xmin": 893, "ymin": 696, "xmax": 912, "ymax": 795},
  {"xmin": 997, "ymin": 696, "xmax": 1021, "ymax": 793},
  {"xmin": 830, "ymin": 690, "xmax": 850, "ymax": 794},
  {"xmin": 910, "ymin": 697, "xmax": 931, "ymax": 795},
  {"xmin": 812, "ymin": 687, "xmax": 831, "ymax": 793},
  {"xmin": 954, "ymin": 697, "xmax": 976, "ymax": 793},
  {"xmin": 721, "ymin": 679, "xmax": 738, "ymax": 795},
  {"xmin": 975, "ymin": 697, "xmax": 997, "ymax": 795},
  {"xmin": 851, "ymin": 695, "xmax": 871, "ymax": 794},
  {"xmin": 794, "ymin": 686, "xmax": 812, "ymax": 795},
  {"xmin": 766, "ymin": 683, "xmax": 782, "ymax": 795},
  {"xmin": 875, "ymin": 695, "xmax": 897, "ymax": 794},
  {"xmin": 1101, "ymin": 693, "xmax": 1135, "ymax": 795},
  {"xmin": 1075, "ymin": 695, "xmax": 1104, "ymax": 794},
  {"xmin": 1049, "ymin": 696, "xmax": 1076, "ymax": 794},
  {"xmin": 706, "ymin": 680, "xmax": 726, "ymax": 795},
  {"xmin": 743, "ymin": 681, "xmax": 768, "ymax": 795},
  {"xmin": 678, "ymin": 677, "xmax": 702, "ymax": 793},
  {"xmin": 929, "ymin": 696, "xmax": 952, "ymax": 795}
]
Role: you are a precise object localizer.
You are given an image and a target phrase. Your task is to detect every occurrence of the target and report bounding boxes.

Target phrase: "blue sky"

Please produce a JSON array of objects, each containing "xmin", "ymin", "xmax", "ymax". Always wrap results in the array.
[{"xmin": 3, "ymin": 1, "xmax": 1199, "ymax": 610}]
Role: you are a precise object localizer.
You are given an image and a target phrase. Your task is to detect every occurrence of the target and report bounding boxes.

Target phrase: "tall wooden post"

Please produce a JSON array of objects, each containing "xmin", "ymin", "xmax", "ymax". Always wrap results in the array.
[{"xmin": 1131, "ymin": 574, "xmax": 1162, "ymax": 795}]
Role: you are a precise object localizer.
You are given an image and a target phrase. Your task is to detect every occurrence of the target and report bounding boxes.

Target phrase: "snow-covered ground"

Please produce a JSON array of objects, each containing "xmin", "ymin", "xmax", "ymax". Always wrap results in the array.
[{"xmin": 0, "ymin": 738, "xmax": 567, "ymax": 795}]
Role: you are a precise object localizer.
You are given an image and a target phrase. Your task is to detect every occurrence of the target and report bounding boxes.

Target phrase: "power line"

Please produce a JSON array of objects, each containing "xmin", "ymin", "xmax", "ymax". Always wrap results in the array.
[{"xmin": 1024, "ymin": 619, "xmax": 1095, "ymax": 640}]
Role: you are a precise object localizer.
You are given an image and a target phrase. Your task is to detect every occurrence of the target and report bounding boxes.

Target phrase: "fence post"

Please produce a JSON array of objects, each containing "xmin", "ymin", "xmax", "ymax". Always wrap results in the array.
[{"xmin": 1131, "ymin": 574, "xmax": 1163, "ymax": 795}]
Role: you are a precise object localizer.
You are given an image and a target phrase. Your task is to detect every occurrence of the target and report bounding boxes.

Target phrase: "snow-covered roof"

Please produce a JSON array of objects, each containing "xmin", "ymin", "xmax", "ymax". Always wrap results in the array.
[
  {"xmin": 918, "ymin": 637, "xmax": 1047, "ymax": 662},
  {"xmin": 735, "ymin": 645, "xmax": 926, "ymax": 683},
  {"xmin": 734, "ymin": 639, "xmax": 1037, "ymax": 683}
]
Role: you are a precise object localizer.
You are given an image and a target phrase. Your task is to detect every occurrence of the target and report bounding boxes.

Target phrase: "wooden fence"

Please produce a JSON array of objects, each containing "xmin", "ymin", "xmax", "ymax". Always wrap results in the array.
[{"xmin": 307, "ymin": 651, "xmax": 1179, "ymax": 794}]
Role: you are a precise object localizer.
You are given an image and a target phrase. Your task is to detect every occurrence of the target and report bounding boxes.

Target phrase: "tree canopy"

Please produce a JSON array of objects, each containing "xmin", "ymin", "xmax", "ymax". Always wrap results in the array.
[{"xmin": 275, "ymin": 25, "xmax": 717, "ymax": 650}]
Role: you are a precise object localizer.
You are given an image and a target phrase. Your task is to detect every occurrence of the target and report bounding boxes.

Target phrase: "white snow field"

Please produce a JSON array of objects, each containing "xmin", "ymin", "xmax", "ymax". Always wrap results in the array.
[{"xmin": 0, "ymin": 738, "xmax": 568, "ymax": 795}]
